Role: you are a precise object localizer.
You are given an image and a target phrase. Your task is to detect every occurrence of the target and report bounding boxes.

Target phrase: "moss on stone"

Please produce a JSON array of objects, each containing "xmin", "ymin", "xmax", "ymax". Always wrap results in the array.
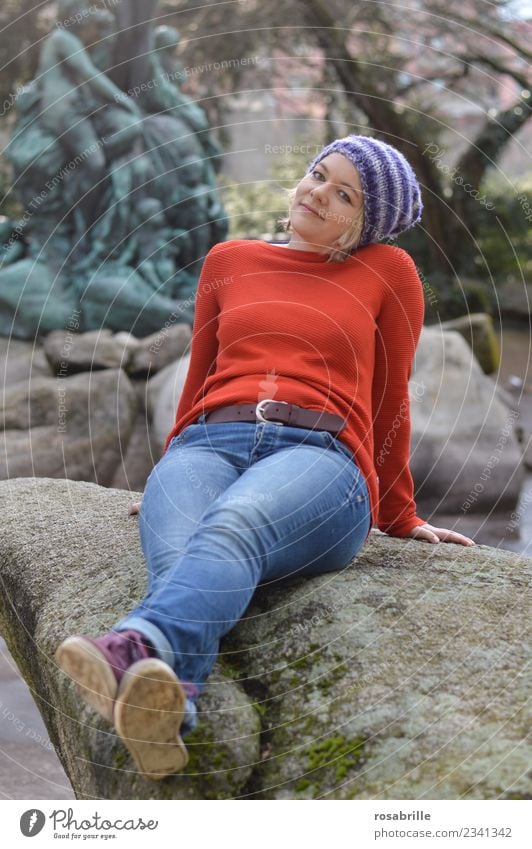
[
  {"xmin": 305, "ymin": 735, "xmax": 367, "ymax": 784},
  {"xmin": 294, "ymin": 778, "xmax": 314, "ymax": 793},
  {"xmin": 290, "ymin": 655, "xmax": 311, "ymax": 669}
]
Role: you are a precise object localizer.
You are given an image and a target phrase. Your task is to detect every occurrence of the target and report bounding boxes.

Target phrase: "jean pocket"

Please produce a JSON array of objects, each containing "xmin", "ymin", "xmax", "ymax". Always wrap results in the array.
[
  {"xmin": 166, "ymin": 433, "xmax": 185, "ymax": 450},
  {"xmin": 319, "ymin": 430, "xmax": 354, "ymax": 461},
  {"xmin": 320, "ymin": 432, "xmax": 369, "ymax": 504}
]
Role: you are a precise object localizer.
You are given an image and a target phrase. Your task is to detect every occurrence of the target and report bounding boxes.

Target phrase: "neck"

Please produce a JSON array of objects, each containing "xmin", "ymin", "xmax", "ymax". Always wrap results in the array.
[{"xmin": 283, "ymin": 235, "xmax": 330, "ymax": 254}]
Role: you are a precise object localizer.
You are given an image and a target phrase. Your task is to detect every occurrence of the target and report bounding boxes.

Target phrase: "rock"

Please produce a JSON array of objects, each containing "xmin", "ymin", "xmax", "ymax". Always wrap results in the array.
[
  {"xmin": 43, "ymin": 325, "xmax": 192, "ymax": 379},
  {"xmin": 0, "ymin": 479, "xmax": 260, "ymax": 800},
  {"xmin": 148, "ymin": 354, "xmax": 191, "ymax": 450},
  {"xmin": 0, "ymin": 477, "xmax": 529, "ymax": 799},
  {"xmin": 111, "ymin": 405, "xmax": 157, "ymax": 492},
  {"xmin": 498, "ymin": 280, "xmax": 532, "ymax": 321},
  {"xmin": 127, "ymin": 324, "xmax": 191, "ymax": 376},
  {"xmin": 438, "ymin": 312, "xmax": 500, "ymax": 374},
  {"xmin": 225, "ymin": 537, "xmax": 532, "ymax": 799},
  {"xmin": 44, "ymin": 329, "xmax": 137, "ymax": 374},
  {"xmin": 411, "ymin": 328, "xmax": 524, "ymax": 514},
  {"xmin": 0, "ymin": 370, "xmax": 138, "ymax": 485},
  {"xmin": 0, "ymin": 338, "xmax": 52, "ymax": 387}
]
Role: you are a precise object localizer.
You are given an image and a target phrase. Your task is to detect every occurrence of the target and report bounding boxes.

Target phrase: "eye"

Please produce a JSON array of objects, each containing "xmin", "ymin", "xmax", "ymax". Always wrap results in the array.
[{"xmin": 311, "ymin": 170, "xmax": 352, "ymax": 203}]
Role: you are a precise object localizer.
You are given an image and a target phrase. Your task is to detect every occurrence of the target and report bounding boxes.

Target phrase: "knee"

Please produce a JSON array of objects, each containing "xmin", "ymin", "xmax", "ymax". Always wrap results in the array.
[{"xmin": 83, "ymin": 149, "xmax": 106, "ymax": 183}]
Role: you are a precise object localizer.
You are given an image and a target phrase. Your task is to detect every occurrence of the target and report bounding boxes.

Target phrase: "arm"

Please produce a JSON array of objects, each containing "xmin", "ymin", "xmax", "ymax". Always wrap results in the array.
[
  {"xmin": 129, "ymin": 246, "xmax": 222, "ymax": 512},
  {"xmin": 54, "ymin": 30, "xmax": 138, "ymax": 109},
  {"xmin": 168, "ymin": 245, "xmax": 222, "ymax": 432},
  {"xmin": 371, "ymin": 249, "xmax": 426, "ymax": 537}
]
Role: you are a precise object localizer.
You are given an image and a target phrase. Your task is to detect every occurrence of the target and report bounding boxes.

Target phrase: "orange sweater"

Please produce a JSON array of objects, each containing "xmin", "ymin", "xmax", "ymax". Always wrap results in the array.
[{"xmin": 165, "ymin": 239, "xmax": 427, "ymax": 540}]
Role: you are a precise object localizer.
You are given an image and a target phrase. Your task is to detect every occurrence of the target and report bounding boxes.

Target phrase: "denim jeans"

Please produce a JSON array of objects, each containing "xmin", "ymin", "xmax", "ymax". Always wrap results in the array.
[{"xmin": 114, "ymin": 412, "xmax": 371, "ymax": 733}]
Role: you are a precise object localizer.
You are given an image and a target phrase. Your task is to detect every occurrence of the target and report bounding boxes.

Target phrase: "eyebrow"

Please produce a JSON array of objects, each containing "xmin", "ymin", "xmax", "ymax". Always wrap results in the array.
[{"xmin": 318, "ymin": 162, "xmax": 360, "ymax": 195}]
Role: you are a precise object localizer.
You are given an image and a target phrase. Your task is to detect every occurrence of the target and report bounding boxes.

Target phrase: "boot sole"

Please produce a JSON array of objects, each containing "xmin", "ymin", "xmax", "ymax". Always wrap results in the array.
[
  {"xmin": 114, "ymin": 658, "xmax": 189, "ymax": 781},
  {"xmin": 55, "ymin": 636, "xmax": 117, "ymax": 724}
]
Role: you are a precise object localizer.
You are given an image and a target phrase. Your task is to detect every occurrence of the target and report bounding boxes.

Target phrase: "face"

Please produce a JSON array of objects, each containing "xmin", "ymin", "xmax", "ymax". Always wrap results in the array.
[{"xmin": 289, "ymin": 152, "xmax": 364, "ymax": 252}]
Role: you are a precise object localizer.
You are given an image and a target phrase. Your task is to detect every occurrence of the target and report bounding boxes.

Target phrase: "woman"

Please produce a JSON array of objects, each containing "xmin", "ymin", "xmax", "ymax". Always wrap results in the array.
[{"xmin": 56, "ymin": 135, "xmax": 475, "ymax": 781}]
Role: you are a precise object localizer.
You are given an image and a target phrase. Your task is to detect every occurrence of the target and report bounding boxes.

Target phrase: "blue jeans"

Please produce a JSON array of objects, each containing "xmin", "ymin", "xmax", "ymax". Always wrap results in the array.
[{"xmin": 114, "ymin": 413, "xmax": 371, "ymax": 732}]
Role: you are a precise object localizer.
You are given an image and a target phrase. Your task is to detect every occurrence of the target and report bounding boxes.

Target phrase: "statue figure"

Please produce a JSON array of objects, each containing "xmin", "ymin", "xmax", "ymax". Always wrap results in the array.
[
  {"xmin": 121, "ymin": 198, "xmax": 179, "ymax": 290},
  {"xmin": 0, "ymin": 0, "xmax": 228, "ymax": 340},
  {"xmin": 142, "ymin": 26, "xmax": 224, "ymax": 178}
]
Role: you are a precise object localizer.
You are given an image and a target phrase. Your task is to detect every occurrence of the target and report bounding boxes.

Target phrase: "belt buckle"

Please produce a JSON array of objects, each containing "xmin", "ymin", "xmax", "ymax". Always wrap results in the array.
[{"xmin": 255, "ymin": 399, "xmax": 288, "ymax": 425}]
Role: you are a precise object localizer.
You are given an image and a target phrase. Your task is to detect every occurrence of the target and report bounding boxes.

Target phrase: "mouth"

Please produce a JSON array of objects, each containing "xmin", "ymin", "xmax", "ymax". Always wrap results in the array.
[{"xmin": 299, "ymin": 202, "xmax": 321, "ymax": 218}]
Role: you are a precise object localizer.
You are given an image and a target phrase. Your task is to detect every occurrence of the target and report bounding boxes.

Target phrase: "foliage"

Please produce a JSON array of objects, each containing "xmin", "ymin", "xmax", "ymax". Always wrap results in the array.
[
  {"xmin": 219, "ymin": 135, "xmax": 325, "ymax": 239},
  {"xmin": 475, "ymin": 174, "xmax": 532, "ymax": 282}
]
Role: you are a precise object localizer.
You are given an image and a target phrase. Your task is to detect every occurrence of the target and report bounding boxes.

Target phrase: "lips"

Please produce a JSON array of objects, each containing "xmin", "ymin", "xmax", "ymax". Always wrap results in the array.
[{"xmin": 299, "ymin": 202, "xmax": 321, "ymax": 217}]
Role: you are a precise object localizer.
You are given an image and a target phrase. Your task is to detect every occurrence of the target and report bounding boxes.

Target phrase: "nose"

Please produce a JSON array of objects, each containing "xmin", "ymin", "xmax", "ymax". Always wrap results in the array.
[{"xmin": 310, "ymin": 181, "xmax": 328, "ymax": 204}]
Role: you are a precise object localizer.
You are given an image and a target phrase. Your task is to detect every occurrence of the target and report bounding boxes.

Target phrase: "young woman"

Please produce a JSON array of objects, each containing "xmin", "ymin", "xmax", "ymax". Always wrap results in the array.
[{"xmin": 56, "ymin": 135, "xmax": 475, "ymax": 781}]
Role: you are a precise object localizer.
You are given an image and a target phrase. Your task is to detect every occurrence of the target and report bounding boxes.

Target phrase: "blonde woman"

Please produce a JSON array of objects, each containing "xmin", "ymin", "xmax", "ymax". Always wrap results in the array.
[{"xmin": 56, "ymin": 135, "xmax": 475, "ymax": 780}]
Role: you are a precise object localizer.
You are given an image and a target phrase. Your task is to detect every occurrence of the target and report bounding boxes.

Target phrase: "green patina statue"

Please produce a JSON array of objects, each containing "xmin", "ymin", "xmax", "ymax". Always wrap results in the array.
[{"xmin": 0, "ymin": 0, "xmax": 228, "ymax": 339}]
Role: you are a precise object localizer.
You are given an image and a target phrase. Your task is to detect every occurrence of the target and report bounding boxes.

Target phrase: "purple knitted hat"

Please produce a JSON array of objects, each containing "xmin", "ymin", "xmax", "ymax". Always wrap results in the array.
[{"xmin": 306, "ymin": 135, "xmax": 423, "ymax": 248}]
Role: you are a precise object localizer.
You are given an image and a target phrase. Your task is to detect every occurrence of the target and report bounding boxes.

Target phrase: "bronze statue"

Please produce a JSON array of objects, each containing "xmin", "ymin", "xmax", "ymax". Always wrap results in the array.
[{"xmin": 0, "ymin": 0, "xmax": 227, "ymax": 339}]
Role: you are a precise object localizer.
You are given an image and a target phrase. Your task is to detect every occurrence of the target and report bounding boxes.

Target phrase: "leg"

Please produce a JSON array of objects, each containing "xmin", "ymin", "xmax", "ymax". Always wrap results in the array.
[
  {"xmin": 56, "ymin": 413, "xmax": 242, "ymax": 727},
  {"xmin": 119, "ymin": 421, "xmax": 370, "ymax": 690},
  {"xmin": 56, "ymin": 420, "xmax": 370, "ymax": 778}
]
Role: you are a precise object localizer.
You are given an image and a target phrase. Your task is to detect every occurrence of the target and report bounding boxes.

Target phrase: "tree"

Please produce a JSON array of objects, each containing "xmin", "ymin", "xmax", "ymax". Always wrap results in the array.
[{"xmin": 161, "ymin": 0, "xmax": 531, "ymax": 275}]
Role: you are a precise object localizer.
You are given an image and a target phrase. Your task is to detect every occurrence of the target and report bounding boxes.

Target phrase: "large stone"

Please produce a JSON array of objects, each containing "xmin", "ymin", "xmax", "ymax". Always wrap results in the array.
[
  {"xmin": 126, "ymin": 323, "xmax": 191, "ymax": 376},
  {"xmin": 44, "ymin": 329, "xmax": 137, "ymax": 375},
  {"xmin": 43, "ymin": 325, "xmax": 191, "ymax": 379},
  {"xmin": 411, "ymin": 328, "xmax": 524, "ymax": 514},
  {"xmin": 0, "ymin": 479, "xmax": 260, "ymax": 800},
  {"xmin": 111, "ymin": 405, "xmax": 157, "ymax": 492},
  {"xmin": 0, "ymin": 478, "xmax": 529, "ymax": 799},
  {"xmin": 438, "ymin": 312, "xmax": 500, "ymax": 374},
  {"xmin": 498, "ymin": 281, "xmax": 532, "ymax": 321},
  {"xmin": 0, "ymin": 337, "xmax": 52, "ymax": 387},
  {"xmin": 147, "ymin": 354, "xmax": 191, "ymax": 450},
  {"xmin": 0, "ymin": 370, "xmax": 138, "ymax": 485}
]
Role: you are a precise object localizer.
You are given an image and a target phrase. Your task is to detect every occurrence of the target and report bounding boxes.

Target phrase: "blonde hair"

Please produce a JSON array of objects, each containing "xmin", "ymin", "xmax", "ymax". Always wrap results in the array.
[{"xmin": 277, "ymin": 186, "xmax": 365, "ymax": 263}]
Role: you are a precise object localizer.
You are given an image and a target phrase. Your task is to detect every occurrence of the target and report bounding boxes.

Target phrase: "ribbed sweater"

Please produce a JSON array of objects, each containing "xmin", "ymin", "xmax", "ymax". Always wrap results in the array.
[{"xmin": 164, "ymin": 239, "xmax": 427, "ymax": 540}]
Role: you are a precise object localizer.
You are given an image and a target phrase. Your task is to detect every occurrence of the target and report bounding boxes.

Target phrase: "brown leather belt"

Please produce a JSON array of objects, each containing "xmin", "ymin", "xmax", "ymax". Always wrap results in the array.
[{"xmin": 203, "ymin": 400, "xmax": 346, "ymax": 435}]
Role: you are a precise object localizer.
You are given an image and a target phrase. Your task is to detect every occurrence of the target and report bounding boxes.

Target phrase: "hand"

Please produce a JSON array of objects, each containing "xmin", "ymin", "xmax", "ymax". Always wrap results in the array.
[
  {"xmin": 408, "ymin": 523, "xmax": 476, "ymax": 546},
  {"xmin": 116, "ymin": 93, "xmax": 141, "ymax": 116},
  {"xmin": 128, "ymin": 501, "xmax": 142, "ymax": 516}
]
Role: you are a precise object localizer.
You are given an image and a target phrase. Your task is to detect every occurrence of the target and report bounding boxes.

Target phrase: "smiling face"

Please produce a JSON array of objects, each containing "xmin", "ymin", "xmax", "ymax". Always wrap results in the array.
[{"xmin": 287, "ymin": 152, "xmax": 365, "ymax": 256}]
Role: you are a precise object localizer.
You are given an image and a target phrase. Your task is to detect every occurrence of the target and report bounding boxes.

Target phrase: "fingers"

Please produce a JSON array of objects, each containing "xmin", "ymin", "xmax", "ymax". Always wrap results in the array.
[
  {"xmin": 128, "ymin": 501, "xmax": 142, "ymax": 516},
  {"xmin": 409, "ymin": 527, "xmax": 439, "ymax": 544},
  {"xmin": 410, "ymin": 526, "xmax": 476, "ymax": 546},
  {"xmin": 428, "ymin": 527, "xmax": 476, "ymax": 546}
]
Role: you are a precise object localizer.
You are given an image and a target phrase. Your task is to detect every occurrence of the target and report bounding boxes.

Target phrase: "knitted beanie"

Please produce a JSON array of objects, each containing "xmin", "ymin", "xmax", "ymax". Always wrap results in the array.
[{"xmin": 306, "ymin": 135, "xmax": 423, "ymax": 248}]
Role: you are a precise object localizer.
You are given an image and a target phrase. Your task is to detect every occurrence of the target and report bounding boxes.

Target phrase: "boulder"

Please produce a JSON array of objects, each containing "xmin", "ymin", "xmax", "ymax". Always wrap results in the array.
[
  {"xmin": 147, "ymin": 354, "xmax": 191, "ymax": 450},
  {"xmin": 0, "ymin": 337, "xmax": 52, "ymax": 387},
  {"xmin": 0, "ymin": 479, "xmax": 260, "ymax": 800},
  {"xmin": 111, "ymin": 406, "xmax": 158, "ymax": 492},
  {"xmin": 498, "ymin": 281, "xmax": 532, "ymax": 321},
  {"xmin": 0, "ymin": 478, "xmax": 529, "ymax": 799},
  {"xmin": 43, "ymin": 325, "xmax": 192, "ymax": 379},
  {"xmin": 411, "ymin": 328, "xmax": 524, "ymax": 514},
  {"xmin": 0, "ymin": 370, "xmax": 138, "ymax": 485},
  {"xmin": 437, "ymin": 312, "xmax": 500, "ymax": 374},
  {"xmin": 126, "ymin": 324, "xmax": 191, "ymax": 376},
  {"xmin": 44, "ymin": 329, "xmax": 137, "ymax": 374}
]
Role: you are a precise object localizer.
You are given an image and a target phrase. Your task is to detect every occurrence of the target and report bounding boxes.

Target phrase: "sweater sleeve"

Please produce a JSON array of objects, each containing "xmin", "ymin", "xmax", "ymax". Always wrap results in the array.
[
  {"xmin": 371, "ymin": 249, "xmax": 427, "ymax": 538},
  {"xmin": 164, "ymin": 245, "xmax": 222, "ymax": 446}
]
